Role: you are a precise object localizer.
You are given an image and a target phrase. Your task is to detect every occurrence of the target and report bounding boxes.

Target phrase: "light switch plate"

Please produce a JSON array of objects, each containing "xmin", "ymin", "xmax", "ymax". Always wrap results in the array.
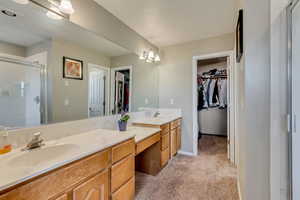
[
  {"xmin": 170, "ymin": 98, "xmax": 174, "ymax": 105},
  {"xmin": 65, "ymin": 81, "xmax": 69, "ymax": 86},
  {"xmin": 64, "ymin": 99, "xmax": 69, "ymax": 106},
  {"xmin": 145, "ymin": 98, "xmax": 149, "ymax": 105}
]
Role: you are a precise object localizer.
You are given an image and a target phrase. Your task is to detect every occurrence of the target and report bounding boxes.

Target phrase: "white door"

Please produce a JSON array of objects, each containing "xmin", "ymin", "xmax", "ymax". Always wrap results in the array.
[
  {"xmin": 88, "ymin": 66, "xmax": 108, "ymax": 117},
  {"xmin": 292, "ymin": 1, "xmax": 300, "ymax": 199}
]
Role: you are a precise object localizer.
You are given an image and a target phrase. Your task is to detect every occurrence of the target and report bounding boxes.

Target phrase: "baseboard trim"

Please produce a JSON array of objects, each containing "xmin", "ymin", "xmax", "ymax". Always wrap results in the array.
[
  {"xmin": 238, "ymin": 177, "xmax": 242, "ymax": 200},
  {"xmin": 178, "ymin": 150, "xmax": 197, "ymax": 156}
]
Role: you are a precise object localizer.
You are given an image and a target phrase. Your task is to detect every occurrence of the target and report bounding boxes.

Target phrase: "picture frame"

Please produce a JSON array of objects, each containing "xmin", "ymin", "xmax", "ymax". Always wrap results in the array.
[
  {"xmin": 63, "ymin": 56, "xmax": 83, "ymax": 80},
  {"xmin": 236, "ymin": 9, "xmax": 243, "ymax": 63}
]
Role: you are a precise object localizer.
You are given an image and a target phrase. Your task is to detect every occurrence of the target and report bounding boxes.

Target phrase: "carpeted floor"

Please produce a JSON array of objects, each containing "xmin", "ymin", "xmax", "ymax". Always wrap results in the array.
[{"xmin": 135, "ymin": 135, "xmax": 239, "ymax": 200}]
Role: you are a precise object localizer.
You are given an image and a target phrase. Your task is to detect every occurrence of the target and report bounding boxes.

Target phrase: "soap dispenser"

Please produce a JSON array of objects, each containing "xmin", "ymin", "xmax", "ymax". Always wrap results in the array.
[{"xmin": 0, "ymin": 128, "xmax": 12, "ymax": 155}]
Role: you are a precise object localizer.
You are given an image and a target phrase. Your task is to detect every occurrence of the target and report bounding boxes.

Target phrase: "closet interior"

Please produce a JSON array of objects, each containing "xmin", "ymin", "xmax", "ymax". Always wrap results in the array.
[
  {"xmin": 113, "ymin": 69, "xmax": 130, "ymax": 114},
  {"xmin": 197, "ymin": 57, "xmax": 228, "ymax": 139}
]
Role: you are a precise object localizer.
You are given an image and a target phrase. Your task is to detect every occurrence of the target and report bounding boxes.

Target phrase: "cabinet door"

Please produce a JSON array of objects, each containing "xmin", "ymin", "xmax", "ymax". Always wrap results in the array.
[
  {"xmin": 73, "ymin": 170, "xmax": 109, "ymax": 200},
  {"xmin": 53, "ymin": 194, "xmax": 68, "ymax": 200},
  {"xmin": 170, "ymin": 129, "xmax": 177, "ymax": 157},
  {"xmin": 177, "ymin": 127, "xmax": 181, "ymax": 151}
]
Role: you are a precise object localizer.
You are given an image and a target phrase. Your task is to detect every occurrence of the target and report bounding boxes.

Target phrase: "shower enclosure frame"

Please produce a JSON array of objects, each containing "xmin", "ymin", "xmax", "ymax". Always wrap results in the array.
[
  {"xmin": 287, "ymin": 0, "xmax": 300, "ymax": 199},
  {"xmin": 0, "ymin": 55, "xmax": 48, "ymax": 126}
]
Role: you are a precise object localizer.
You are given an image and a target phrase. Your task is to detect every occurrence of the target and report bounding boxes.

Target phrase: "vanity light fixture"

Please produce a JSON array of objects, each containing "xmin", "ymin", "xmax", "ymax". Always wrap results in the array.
[
  {"xmin": 12, "ymin": 0, "xmax": 29, "ymax": 4},
  {"xmin": 139, "ymin": 50, "xmax": 161, "ymax": 63},
  {"xmin": 46, "ymin": 6, "xmax": 62, "ymax": 20},
  {"xmin": 59, "ymin": 0, "xmax": 74, "ymax": 14}
]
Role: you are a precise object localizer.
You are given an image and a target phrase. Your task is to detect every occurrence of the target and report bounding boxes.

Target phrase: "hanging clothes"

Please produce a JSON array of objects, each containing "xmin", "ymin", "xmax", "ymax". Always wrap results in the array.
[
  {"xmin": 208, "ymin": 79, "xmax": 218, "ymax": 107},
  {"xmin": 202, "ymin": 79, "xmax": 210, "ymax": 109},
  {"xmin": 212, "ymin": 79, "xmax": 219, "ymax": 105},
  {"xmin": 197, "ymin": 68, "xmax": 228, "ymax": 110},
  {"xmin": 198, "ymin": 84, "xmax": 204, "ymax": 110},
  {"xmin": 218, "ymin": 79, "xmax": 227, "ymax": 109}
]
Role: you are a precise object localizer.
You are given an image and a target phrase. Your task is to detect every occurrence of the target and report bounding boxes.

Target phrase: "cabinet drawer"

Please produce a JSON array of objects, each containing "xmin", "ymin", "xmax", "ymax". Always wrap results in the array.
[
  {"xmin": 111, "ymin": 155, "xmax": 134, "ymax": 192},
  {"xmin": 112, "ymin": 139, "xmax": 135, "ymax": 164},
  {"xmin": 73, "ymin": 170, "xmax": 109, "ymax": 200},
  {"xmin": 161, "ymin": 148, "xmax": 170, "ymax": 167},
  {"xmin": 161, "ymin": 132, "xmax": 169, "ymax": 151},
  {"xmin": 0, "ymin": 150, "xmax": 110, "ymax": 200},
  {"xmin": 136, "ymin": 133, "xmax": 160, "ymax": 155},
  {"xmin": 160, "ymin": 124, "xmax": 170, "ymax": 135},
  {"xmin": 170, "ymin": 121, "xmax": 178, "ymax": 130},
  {"xmin": 112, "ymin": 177, "xmax": 135, "ymax": 200}
]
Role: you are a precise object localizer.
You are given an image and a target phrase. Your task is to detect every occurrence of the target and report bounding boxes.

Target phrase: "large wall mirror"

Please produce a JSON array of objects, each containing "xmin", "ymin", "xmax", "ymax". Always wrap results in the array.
[{"xmin": 0, "ymin": 0, "xmax": 159, "ymax": 129}]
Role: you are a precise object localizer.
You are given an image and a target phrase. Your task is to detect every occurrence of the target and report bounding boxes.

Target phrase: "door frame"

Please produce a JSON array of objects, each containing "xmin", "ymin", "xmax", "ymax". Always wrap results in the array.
[
  {"xmin": 110, "ymin": 66, "xmax": 133, "ymax": 114},
  {"xmin": 88, "ymin": 63, "xmax": 110, "ymax": 117},
  {"xmin": 192, "ymin": 51, "xmax": 236, "ymax": 163}
]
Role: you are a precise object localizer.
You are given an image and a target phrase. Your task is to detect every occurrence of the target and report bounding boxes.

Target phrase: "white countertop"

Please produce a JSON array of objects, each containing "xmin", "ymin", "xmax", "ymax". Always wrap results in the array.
[
  {"xmin": 125, "ymin": 126, "xmax": 161, "ymax": 143},
  {"xmin": 132, "ymin": 115, "xmax": 181, "ymax": 126},
  {"xmin": 0, "ymin": 129, "xmax": 135, "ymax": 192},
  {"xmin": 0, "ymin": 125, "xmax": 163, "ymax": 192}
]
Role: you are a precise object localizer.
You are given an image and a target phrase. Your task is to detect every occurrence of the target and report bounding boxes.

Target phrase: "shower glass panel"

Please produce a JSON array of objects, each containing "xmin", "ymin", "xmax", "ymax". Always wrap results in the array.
[
  {"xmin": 0, "ymin": 58, "xmax": 46, "ymax": 129},
  {"xmin": 290, "ymin": 0, "xmax": 300, "ymax": 199}
]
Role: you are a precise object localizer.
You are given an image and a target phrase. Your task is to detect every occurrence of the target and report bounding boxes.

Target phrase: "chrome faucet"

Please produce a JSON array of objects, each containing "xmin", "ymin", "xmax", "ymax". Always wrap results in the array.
[
  {"xmin": 23, "ymin": 132, "xmax": 44, "ymax": 151},
  {"xmin": 153, "ymin": 111, "xmax": 161, "ymax": 118}
]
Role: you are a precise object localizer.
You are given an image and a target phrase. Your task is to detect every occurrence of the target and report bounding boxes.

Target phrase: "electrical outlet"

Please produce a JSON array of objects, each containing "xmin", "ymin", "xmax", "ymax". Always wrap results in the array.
[{"xmin": 145, "ymin": 98, "xmax": 149, "ymax": 105}]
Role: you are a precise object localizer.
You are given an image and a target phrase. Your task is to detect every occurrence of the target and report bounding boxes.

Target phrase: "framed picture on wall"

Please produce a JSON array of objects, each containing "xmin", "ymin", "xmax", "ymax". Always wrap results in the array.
[
  {"xmin": 236, "ymin": 9, "xmax": 243, "ymax": 63},
  {"xmin": 63, "ymin": 57, "xmax": 83, "ymax": 80}
]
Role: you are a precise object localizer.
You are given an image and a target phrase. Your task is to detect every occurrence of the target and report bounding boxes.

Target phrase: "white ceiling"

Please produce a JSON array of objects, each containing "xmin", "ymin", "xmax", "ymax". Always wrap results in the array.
[
  {"xmin": 0, "ymin": 1, "xmax": 130, "ymax": 56},
  {"xmin": 94, "ymin": 0, "xmax": 236, "ymax": 47}
]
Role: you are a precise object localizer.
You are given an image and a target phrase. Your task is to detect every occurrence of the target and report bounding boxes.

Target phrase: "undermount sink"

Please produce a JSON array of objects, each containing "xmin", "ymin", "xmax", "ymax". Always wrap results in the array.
[{"xmin": 8, "ymin": 144, "xmax": 78, "ymax": 167}]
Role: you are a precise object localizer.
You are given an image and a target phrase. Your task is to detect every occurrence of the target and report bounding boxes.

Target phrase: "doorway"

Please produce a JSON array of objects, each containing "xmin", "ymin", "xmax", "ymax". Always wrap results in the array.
[
  {"xmin": 192, "ymin": 51, "xmax": 236, "ymax": 163},
  {"xmin": 88, "ymin": 63, "xmax": 110, "ymax": 117},
  {"xmin": 111, "ymin": 66, "xmax": 132, "ymax": 114}
]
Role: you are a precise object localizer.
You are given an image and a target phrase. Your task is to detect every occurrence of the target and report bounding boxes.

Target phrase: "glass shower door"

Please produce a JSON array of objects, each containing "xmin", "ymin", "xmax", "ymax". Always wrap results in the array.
[
  {"xmin": 290, "ymin": 0, "xmax": 300, "ymax": 199},
  {"xmin": 0, "ymin": 58, "xmax": 45, "ymax": 128}
]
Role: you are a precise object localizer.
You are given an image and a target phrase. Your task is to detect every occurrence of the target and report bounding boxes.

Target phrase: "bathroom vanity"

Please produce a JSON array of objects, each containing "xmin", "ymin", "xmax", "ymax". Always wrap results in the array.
[
  {"xmin": 133, "ymin": 117, "xmax": 182, "ymax": 162},
  {"xmin": 0, "ymin": 114, "xmax": 182, "ymax": 200}
]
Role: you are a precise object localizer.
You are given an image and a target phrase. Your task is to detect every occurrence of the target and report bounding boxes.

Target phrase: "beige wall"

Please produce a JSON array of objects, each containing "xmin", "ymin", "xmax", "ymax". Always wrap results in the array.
[
  {"xmin": 63, "ymin": 0, "xmax": 157, "ymax": 56},
  {"xmin": 111, "ymin": 54, "xmax": 159, "ymax": 112},
  {"xmin": 49, "ymin": 39, "xmax": 110, "ymax": 123},
  {"xmin": 0, "ymin": 41, "xmax": 25, "ymax": 57},
  {"xmin": 158, "ymin": 33, "xmax": 234, "ymax": 154}
]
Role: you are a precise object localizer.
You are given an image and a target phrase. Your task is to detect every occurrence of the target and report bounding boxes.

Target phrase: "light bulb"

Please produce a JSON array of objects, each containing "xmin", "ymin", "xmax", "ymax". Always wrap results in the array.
[
  {"xmin": 59, "ymin": 0, "xmax": 74, "ymax": 14},
  {"xmin": 12, "ymin": 0, "xmax": 29, "ymax": 4},
  {"xmin": 154, "ymin": 55, "xmax": 160, "ymax": 62},
  {"xmin": 148, "ymin": 51, "xmax": 155, "ymax": 60},
  {"xmin": 139, "ymin": 51, "xmax": 147, "ymax": 60},
  {"xmin": 47, "ymin": 6, "xmax": 62, "ymax": 20}
]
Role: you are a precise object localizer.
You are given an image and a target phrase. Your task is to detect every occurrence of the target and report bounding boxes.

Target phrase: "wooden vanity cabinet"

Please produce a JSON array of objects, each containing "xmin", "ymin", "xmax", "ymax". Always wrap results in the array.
[
  {"xmin": 73, "ymin": 170, "xmax": 109, "ymax": 200},
  {"xmin": 53, "ymin": 194, "xmax": 68, "ymax": 200},
  {"xmin": 0, "ymin": 139, "xmax": 135, "ymax": 200},
  {"xmin": 133, "ymin": 117, "xmax": 182, "ymax": 167}
]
